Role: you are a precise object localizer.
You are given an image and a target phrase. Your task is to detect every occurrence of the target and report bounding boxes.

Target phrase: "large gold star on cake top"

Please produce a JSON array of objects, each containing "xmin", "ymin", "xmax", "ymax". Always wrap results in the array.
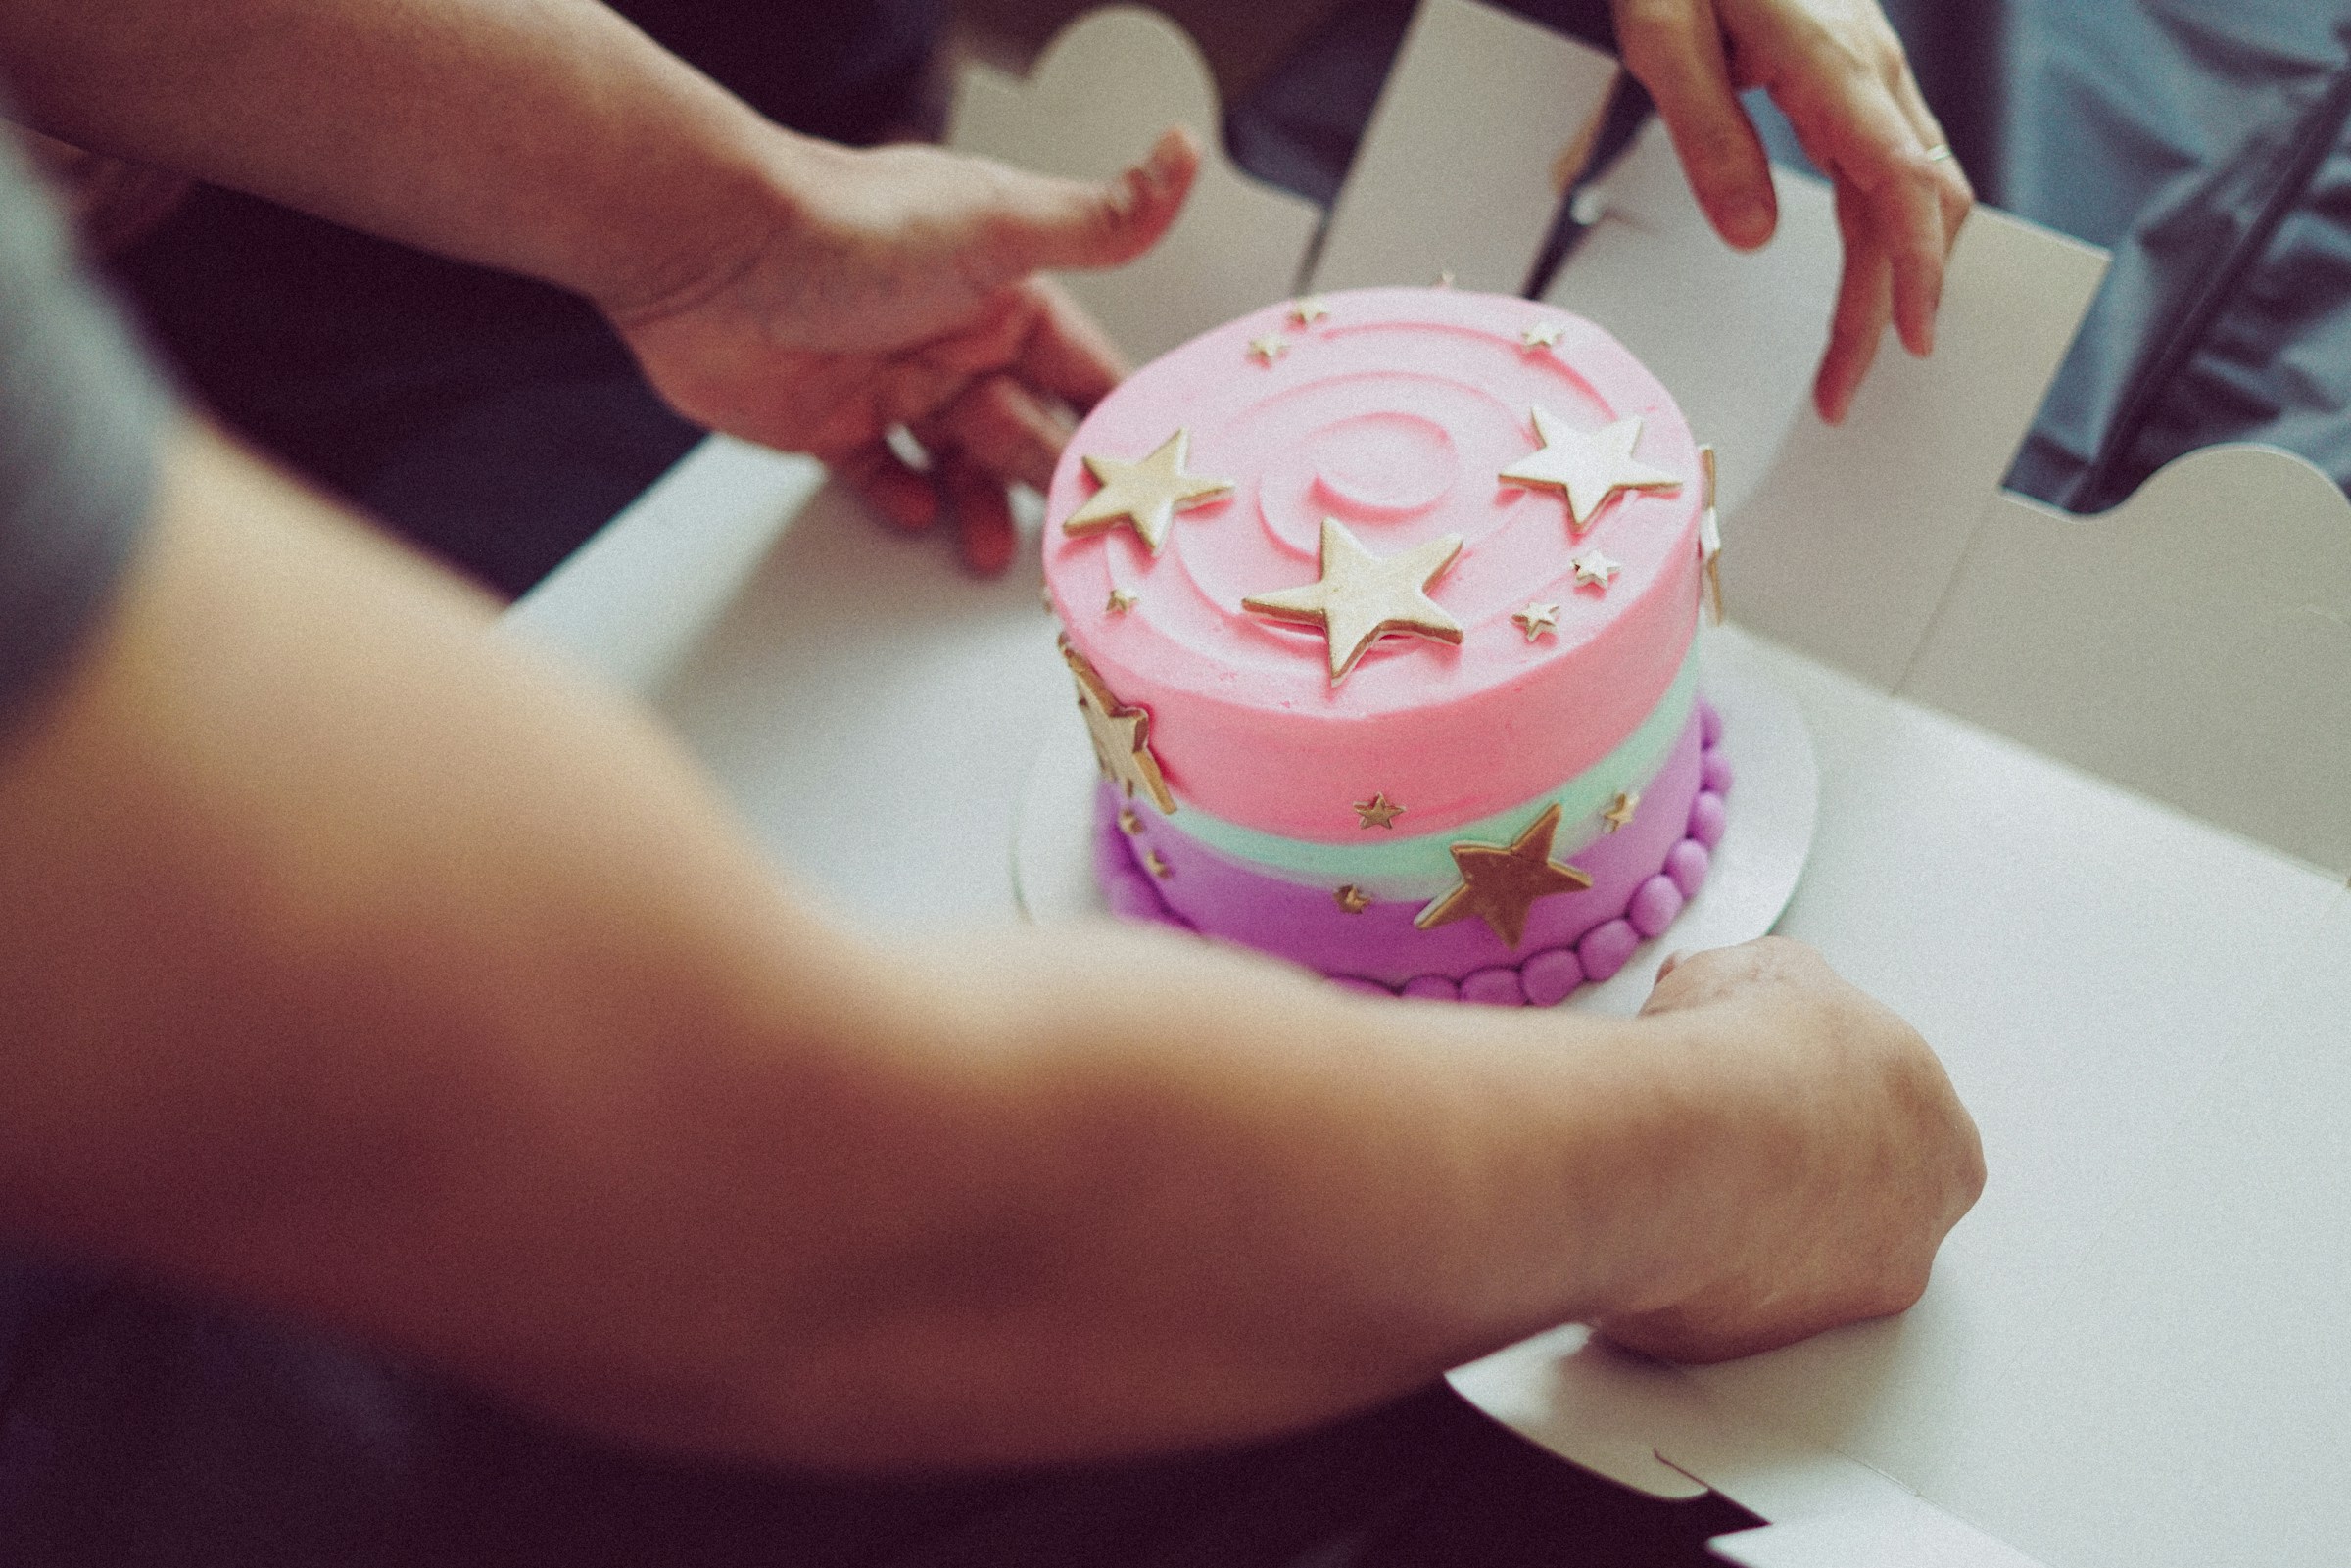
[
  {"xmin": 1414, "ymin": 802, "xmax": 1594, "ymax": 948},
  {"xmin": 1061, "ymin": 639, "xmax": 1176, "ymax": 815},
  {"xmin": 1242, "ymin": 518, "xmax": 1464, "ymax": 683},
  {"xmin": 1061, "ymin": 429, "xmax": 1233, "ymax": 555},
  {"xmin": 1499, "ymin": 409, "xmax": 1681, "ymax": 534}
]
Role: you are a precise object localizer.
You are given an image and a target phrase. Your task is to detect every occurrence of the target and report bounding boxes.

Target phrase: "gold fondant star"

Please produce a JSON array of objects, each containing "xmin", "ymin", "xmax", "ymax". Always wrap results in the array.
[
  {"xmin": 1335, "ymin": 884, "xmax": 1373, "ymax": 915},
  {"xmin": 1603, "ymin": 790, "xmax": 1640, "ymax": 832},
  {"xmin": 1118, "ymin": 806, "xmax": 1143, "ymax": 836},
  {"xmin": 1144, "ymin": 849, "xmax": 1173, "ymax": 879},
  {"xmin": 1499, "ymin": 409, "xmax": 1681, "ymax": 534},
  {"xmin": 1062, "ymin": 638, "xmax": 1176, "ymax": 815},
  {"xmin": 1249, "ymin": 334, "xmax": 1289, "ymax": 364},
  {"xmin": 1700, "ymin": 442, "xmax": 1726, "ymax": 624},
  {"xmin": 1353, "ymin": 792, "xmax": 1404, "ymax": 831},
  {"xmin": 1061, "ymin": 429, "xmax": 1233, "ymax": 555},
  {"xmin": 1521, "ymin": 320, "xmax": 1565, "ymax": 349},
  {"xmin": 1242, "ymin": 518, "xmax": 1463, "ymax": 683},
  {"xmin": 1571, "ymin": 551, "xmax": 1622, "ymax": 589},
  {"xmin": 1415, "ymin": 803, "xmax": 1594, "ymax": 948},
  {"xmin": 1512, "ymin": 601, "xmax": 1560, "ymax": 641},
  {"xmin": 1106, "ymin": 587, "xmax": 1139, "ymax": 614},
  {"xmin": 1291, "ymin": 297, "xmax": 1330, "ymax": 326},
  {"xmin": 1702, "ymin": 506, "xmax": 1725, "ymax": 625}
]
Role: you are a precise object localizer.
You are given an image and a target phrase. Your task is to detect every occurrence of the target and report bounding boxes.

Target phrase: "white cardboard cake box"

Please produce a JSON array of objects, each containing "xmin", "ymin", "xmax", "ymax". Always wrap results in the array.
[{"xmin": 506, "ymin": 5, "xmax": 2351, "ymax": 1565}]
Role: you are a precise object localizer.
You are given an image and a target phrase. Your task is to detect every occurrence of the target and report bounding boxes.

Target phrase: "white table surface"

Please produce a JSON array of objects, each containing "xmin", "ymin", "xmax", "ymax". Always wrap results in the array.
[{"xmin": 512, "ymin": 436, "xmax": 2351, "ymax": 1568}]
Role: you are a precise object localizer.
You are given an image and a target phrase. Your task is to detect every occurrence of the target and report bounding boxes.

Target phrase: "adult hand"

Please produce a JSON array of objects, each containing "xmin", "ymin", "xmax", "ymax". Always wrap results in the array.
[
  {"xmin": 1611, "ymin": 0, "xmax": 1974, "ymax": 423},
  {"xmin": 608, "ymin": 128, "xmax": 1199, "ymax": 575},
  {"xmin": 1593, "ymin": 937, "xmax": 1984, "ymax": 1362}
]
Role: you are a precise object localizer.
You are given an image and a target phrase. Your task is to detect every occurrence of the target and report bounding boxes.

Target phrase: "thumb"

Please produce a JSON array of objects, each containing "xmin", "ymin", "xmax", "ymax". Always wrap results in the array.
[{"xmin": 979, "ymin": 126, "xmax": 1200, "ymax": 281}]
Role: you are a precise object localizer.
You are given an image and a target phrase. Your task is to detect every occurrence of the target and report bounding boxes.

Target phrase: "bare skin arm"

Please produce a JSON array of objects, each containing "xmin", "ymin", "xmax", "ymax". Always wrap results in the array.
[
  {"xmin": 0, "ymin": 424, "xmax": 1983, "ymax": 1471},
  {"xmin": 0, "ymin": 0, "xmax": 1200, "ymax": 571}
]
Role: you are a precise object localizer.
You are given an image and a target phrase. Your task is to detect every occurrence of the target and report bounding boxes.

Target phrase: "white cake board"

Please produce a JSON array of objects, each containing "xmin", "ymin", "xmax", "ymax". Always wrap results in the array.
[{"xmin": 1011, "ymin": 623, "xmax": 1818, "ymax": 1015}]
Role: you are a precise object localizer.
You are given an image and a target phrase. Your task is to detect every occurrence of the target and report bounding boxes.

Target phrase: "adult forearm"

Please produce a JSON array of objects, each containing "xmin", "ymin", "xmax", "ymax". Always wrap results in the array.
[
  {"xmin": 0, "ymin": 429, "xmax": 1974, "ymax": 1473},
  {"xmin": 0, "ymin": 0, "xmax": 794, "ymax": 313},
  {"xmin": 693, "ymin": 927, "xmax": 1683, "ymax": 1468},
  {"xmin": 0, "ymin": 426, "xmax": 1642, "ymax": 1467}
]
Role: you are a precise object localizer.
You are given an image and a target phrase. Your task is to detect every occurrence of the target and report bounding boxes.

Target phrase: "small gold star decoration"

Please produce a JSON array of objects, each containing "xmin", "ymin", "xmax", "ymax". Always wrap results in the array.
[
  {"xmin": 1602, "ymin": 790, "xmax": 1640, "ymax": 832},
  {"xmin": 1290, "ymin": 296, "xmax": 1329, "ymax": 326},
  {"xmin": 1414, "ymin": 802, "xmax": 1593, "ymax": 948},
  {"xmin": 1062, "ymin": 429, "xmax": 1234, "ymax": 555},
  {"xmin": 1242, "ymin": 518, "xmax": 1463, "ymax": 683},
  {"xmin": 1062, "ymin": 637, "xmax": 1176, "ymax": 815},
  {"xmin": 1118, "ymin": 806, "xmax": 1143, "ymax": 836},
  {"xmin": 1144, "ymin": 849, "xmax": 1173, "ymax": 879},
  {"xmin": 1570, "ymin": 551, "xmax": 1622, "ymax": 590},
  {"xmin": 1106, "ymin": 587, "xmax": 1139, "ymax": 615},
  {"xmin": 1499, "ymin": 408, "xmax": 1681, "ymax": 534},
  {"xmin": 1335, "ymin": 884, "xmax": 1373, "ymax": 915},
  {"xmin": 1512, "ymin": 601, "xmax": 1560, "ymax": 641},
  {"xmin": 1521, "ymin": 320, "xmax": 1565, "ymax": 350},
  {"xmin": 1249, "ymin": 334, "xmax": 1289, "ymax": 364},
  {"xmin": 1352, "ymin": 791, "xmax": 1405, "ymax": 830},
  {"xmin": 1434, "ymin": 270, "xmax": 1456, "ymax": 288}
]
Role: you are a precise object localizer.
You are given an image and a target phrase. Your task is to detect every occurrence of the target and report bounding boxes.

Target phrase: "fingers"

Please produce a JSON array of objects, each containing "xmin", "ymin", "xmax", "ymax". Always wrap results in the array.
[
  {"xmin": 838, "ymin": 438, "xmax": 1019, "ymax": 578},
  {"xmin": 1803, "ymin": 74, "xmax": 1947, "ymax": 357},
  {"xmin": 846, "ymin": 365, "xmax": 1059, "ymax": 577},
  {"xmin": 940, "ymin": 452, "xmax": 1019, "ymax": 577},
  {"xmin": 1814, "ymin": 172, "xmax": 1892, "ymax": 424},
  {"xmin": 1639, "ymin": 934, "xmax": 1820, "ymax": 1016},
  {"xmin": 1887, "ymin": 66, "xmax": 1975, "ymax": 255},
  {"xmin": 975, "ymin": 125, "xmax": 1200, "ymax": 284},
  {"xmin": 1698, "ymin": 0, "xmax": 1965, "ymax": 415},
  {"xmin": 1616, "ymin": 0, "xmax": 1777, "ymax": 250},
  {"xmin": 925, "ymin": 372, "xmax": 1074, "ymax": 494},
  {"xmin": 1017, "ymin": 278, "xmax": 1129, "ymax": 412},
  {"xmin": 836, "ymin": 443, "xmax": 942, "ymax": 534}
]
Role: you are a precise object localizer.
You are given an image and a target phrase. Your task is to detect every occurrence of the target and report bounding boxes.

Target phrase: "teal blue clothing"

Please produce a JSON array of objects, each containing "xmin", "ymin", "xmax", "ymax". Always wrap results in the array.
[{"xmin": 0, "ymin": 129, "xmax": 163, "ymax": 735}]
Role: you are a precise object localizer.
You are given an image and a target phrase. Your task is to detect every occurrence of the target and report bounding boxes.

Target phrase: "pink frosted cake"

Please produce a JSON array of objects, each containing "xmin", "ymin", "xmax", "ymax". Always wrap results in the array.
[{"xmin": 1042, "ymin": 286, "xmax": 1728, "ymax": 1005}]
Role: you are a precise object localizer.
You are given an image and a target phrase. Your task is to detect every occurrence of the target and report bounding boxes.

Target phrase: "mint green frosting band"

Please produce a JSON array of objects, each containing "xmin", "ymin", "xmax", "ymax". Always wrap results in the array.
[{"xmin": 1166, "ymin": 643, "xmax": 1701, "ymax": 899}]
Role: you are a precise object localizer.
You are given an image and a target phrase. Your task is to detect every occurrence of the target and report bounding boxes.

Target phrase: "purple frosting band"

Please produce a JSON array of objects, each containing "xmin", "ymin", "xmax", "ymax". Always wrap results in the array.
[{"xmin": 1097, "ymin": 701, "xmax": 1731, "ymax": 1005}]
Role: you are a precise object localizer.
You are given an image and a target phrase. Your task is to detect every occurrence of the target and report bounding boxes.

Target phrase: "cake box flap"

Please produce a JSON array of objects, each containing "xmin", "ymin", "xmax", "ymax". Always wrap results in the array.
[
  {"xmin": 947, "ymin": 4, "xmax": 1321, "ymax": 362},
  {"xmin": 1305, "ymin": 0, "xmax": 1619, "ymax": 296}
]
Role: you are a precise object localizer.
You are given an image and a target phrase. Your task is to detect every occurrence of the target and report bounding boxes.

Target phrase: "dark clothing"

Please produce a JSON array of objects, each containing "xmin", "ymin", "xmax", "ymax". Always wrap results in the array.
[{"xmin": 0, "ymin": 1272, "xmax": 1757, "ymax": 1566}]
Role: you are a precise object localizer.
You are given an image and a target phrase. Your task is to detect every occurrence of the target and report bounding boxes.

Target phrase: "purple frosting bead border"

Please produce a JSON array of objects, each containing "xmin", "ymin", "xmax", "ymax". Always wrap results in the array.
[{"xmin": 1098, "ymin": 705, "xmax": 1733, "ymax": 1008}]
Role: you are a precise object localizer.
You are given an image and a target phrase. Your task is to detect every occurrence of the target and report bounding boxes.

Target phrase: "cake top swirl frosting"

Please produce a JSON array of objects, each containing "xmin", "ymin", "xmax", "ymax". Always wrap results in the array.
[{"xmin": 1045, "ymin": 286, "xmax": 1705, "ymax": 843}]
